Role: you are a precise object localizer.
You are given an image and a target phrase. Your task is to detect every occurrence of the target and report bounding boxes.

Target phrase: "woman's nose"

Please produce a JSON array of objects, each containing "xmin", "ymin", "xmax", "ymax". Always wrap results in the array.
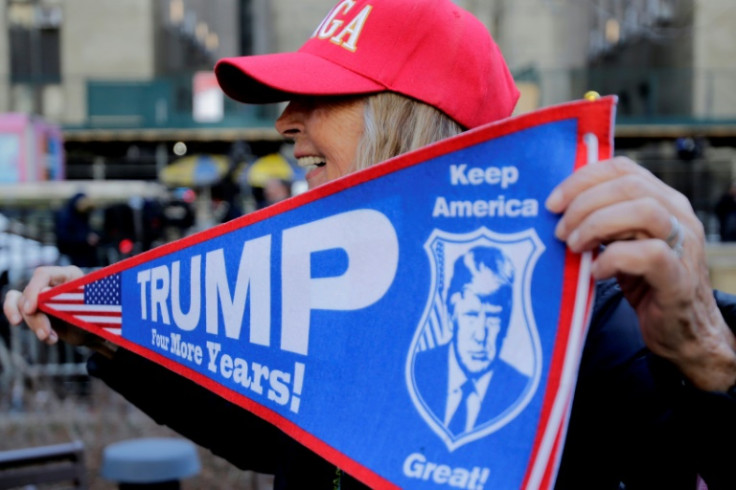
[{"xmin": 275, "ymin": 101, "xmax": 306, "ymax": 138}]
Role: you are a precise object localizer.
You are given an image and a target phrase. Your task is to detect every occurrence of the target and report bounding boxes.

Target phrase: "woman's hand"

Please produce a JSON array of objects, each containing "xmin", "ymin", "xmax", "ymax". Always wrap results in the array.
[
  {"xmin": 3, "ymin": 266, "xmax": 114, "ymax": 357},
  {"xmin": 546, "ymin": 156, "xmax": 736, "ymax": 392}
]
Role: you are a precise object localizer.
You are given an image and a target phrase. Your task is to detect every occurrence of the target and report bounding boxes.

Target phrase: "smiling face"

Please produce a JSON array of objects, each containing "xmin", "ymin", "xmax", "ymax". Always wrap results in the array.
[{"xmin": 275, "ymin": 96, "xmax": 366, "ymax": 189}]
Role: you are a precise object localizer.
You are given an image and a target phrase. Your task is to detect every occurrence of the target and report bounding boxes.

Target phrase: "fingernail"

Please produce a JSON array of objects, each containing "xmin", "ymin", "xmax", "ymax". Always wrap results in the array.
[
  {"xmin": 35, "ymin": 328, "xmax": 46, "ymax": 341},
  {"xmin": 49, "ymin": 330, "xmax": 58, "ymax": 344},
  {"xmin": 23, "ymin": 300, "xmax": 32, "ymax": 314},
  {"xmin": 590, "ymin": 259, "xmax": 600, "ymax": 278},
  {"xmin": 568, "ymin": 230, "xmax": 580, "ymax": 250},
  {"xmin": 546, "ymin": 188, "xmax": 562, "ymax": 212},
  {"xmin": 554, "ymin": 220, "xmax": 566, "ymax": 240},
  {"xmin": 10, "ymin": 313, "xmax": 21, "ymax": 324}
]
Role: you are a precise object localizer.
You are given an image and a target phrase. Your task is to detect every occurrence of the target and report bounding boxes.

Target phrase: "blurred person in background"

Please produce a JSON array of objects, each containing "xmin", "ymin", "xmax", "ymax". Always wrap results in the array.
[
  {"xmin": 101, "ymin": 201, "xmax": 136, "ymax": 263},
  {"xmin": 54, "ymin": 192, "xmax": 100, "ymax": 269},
  {"xmin": 211, "ymin": 178, "xmax": 244, "ymax": 224},
  {"xmin": 715, "ymin": 179, "xmax": 736, "ymax": 242},
  {"xmin": 263, "ymin": 178, "xmax": 292, "ymax": 206},
  {"xmin": 161, "ymin": 193, "xmax": 197, "ymax": 241}
]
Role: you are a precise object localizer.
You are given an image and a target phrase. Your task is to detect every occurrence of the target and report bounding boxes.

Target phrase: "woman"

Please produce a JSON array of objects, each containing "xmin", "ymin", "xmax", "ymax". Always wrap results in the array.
[{"xmin": 6, "ymin": 0, "xmax": 736, "ymax": 488}]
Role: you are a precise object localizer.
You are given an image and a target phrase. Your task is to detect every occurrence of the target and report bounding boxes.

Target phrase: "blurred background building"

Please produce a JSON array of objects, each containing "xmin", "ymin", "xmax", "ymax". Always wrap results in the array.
[
  {"xmin": 0, "ymin": 0, "xmax": 733, "ymax": 251},
  {"xmin": 0, "ymin": 0, "xmax": 731, "ymax": 281},
  {"xmin": 0, "ymin": 1, "xmax": 731, "ymax": 190}
]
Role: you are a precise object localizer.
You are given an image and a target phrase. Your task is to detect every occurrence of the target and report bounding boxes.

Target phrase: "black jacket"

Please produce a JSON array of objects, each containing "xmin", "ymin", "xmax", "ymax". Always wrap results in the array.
[{"xmin": 88, "ymin": 279, "xmax": 736, "ymax": 489}]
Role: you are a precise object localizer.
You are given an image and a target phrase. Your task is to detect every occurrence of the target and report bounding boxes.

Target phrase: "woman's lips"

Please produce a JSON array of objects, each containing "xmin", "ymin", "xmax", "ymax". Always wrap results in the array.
[
  {"xmin": 297, "ymin": 155, "xmax": 326, "ymax": 169},
  {"xmin": 297, "ymin": 155, "xmax": 327, "ymax": 187},
  {"xmin": 304, "ymin": 165, "xmax": 326, "ymax": 187}
]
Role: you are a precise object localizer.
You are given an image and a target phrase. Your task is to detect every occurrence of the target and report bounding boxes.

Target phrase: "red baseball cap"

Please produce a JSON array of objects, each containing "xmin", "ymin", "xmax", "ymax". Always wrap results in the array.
[{"xmin": 215, "ymin": 0, "xmax": 519, "ymax": 129}]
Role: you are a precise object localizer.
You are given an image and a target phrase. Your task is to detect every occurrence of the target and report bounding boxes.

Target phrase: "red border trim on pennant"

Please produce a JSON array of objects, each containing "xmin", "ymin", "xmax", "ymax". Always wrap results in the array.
[{"xmin": 522, "ymin": 97, "xmax": 613, "ymax": 489}]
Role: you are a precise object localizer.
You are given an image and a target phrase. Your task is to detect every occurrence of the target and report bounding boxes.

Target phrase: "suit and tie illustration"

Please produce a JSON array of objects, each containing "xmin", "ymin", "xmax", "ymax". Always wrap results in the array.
[{"xmin": 412, "ymin": 245, "xmax": 531, "ymax": 437}]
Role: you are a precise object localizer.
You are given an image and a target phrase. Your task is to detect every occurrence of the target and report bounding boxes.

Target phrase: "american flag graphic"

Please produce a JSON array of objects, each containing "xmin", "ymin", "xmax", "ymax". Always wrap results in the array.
[
  {"xmin": 417, "ymin": 292, "xmax": 450, "ymax": 351},
  {"xmin": 44, "ymin": 273, "xmax": 122, "ymax": 335},
  {"xmin": 417, "ymin": 240, "xmax": 452, "ymax": 352}
]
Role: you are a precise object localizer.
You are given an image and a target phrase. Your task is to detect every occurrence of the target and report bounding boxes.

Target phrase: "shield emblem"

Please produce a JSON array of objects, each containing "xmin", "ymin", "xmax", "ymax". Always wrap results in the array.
[{"xmin": 407, "ymin": 226, "xmax": 545, "ymax": 451}]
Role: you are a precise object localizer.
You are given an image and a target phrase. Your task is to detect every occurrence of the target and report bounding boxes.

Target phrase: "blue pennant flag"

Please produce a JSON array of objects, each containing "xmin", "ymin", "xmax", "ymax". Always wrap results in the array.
[{"xmin": 41, "ymin": 96, "xmax": 616, "ymax": 489}]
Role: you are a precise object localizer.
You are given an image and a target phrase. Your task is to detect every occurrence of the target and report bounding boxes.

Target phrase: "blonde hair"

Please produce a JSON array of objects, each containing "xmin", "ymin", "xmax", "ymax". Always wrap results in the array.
[{"xmin": 353, "ymin": 92, "xmax": 464, "ymax": 171}]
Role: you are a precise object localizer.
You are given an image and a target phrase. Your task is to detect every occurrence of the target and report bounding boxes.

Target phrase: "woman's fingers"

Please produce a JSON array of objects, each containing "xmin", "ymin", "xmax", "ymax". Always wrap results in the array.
[
  {"xmin": 590, "ymin": 238, "xmax": 686, "ymax": 296},
  {"xmin": 560, "ymin": 197, "xmax": 674, "ymax": 253},
  {"xmin": 3, "ymin": 266, "xmax": 84, "ymax": 345},
  {"xmin": 546, "ymin": 155, "xmax": 703, "ymax": 282},
  {"xmin": 21, "ymin": 266, "xmax": 84, "ymax": 314},
  {"xmin": 546, "ymin": 157, "xmax": 652, "ymax": 212},
  {"xmin": 544, "ymin": 155, "xmax": 736, "ymax": 391},
  {"xmin": 3, "ymin": 290, "xmax": 24, "ymax": 326},
  {"xmin": 4, "ymin": 287, "xmax": 58, "ymax": 344}
]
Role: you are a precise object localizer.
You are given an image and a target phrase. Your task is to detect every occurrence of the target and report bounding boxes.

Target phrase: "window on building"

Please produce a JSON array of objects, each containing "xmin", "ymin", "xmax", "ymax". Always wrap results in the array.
[
  {"xmin": 8, "ymin": 3, "xmax": 62, "ymax": 85},
  {"xmin": 239, "ymin": 0, "xmax": 253, "ymax": 55}
]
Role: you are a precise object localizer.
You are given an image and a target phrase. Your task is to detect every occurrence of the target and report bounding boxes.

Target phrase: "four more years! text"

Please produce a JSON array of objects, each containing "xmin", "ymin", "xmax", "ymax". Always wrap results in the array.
[
  {"xmin": 433, "ymin": 164, "xmax": 538, "ymax": 218},
  {"xmin": 151, "ymin": 328, "xmax": 306, "ymax": 413}
]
